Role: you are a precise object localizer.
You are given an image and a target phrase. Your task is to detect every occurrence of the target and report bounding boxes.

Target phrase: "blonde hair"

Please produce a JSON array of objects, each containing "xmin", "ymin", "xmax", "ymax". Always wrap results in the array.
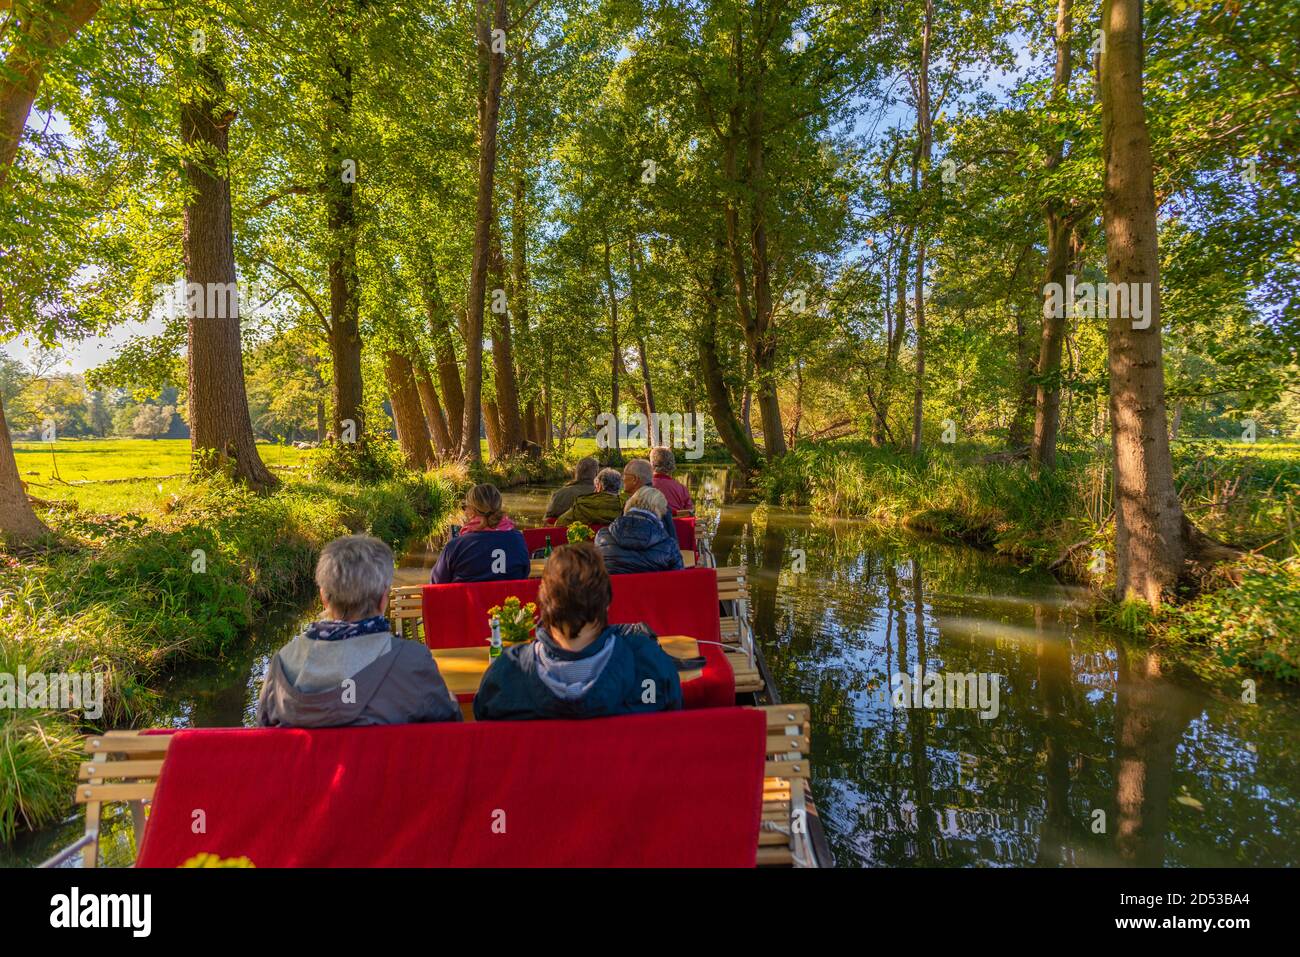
[
  {"xmin": 464, "ymin": 483, "xmax": 505, "ymax": 527},
  {"xmin": 625, "ymin": 486, "xmax": 669, "ymax": 518}
]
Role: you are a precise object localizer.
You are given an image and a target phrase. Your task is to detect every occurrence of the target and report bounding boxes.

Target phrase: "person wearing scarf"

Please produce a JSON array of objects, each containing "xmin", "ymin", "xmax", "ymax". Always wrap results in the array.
[
  {"xmin": 473, "ymin": 542, "xmax": 682, "ymax": 720},
  {"xmin": 257, "ymin": 535, "xmax": 461, "ymax": 727},
  {"xmin": 432, "ymin": 483, "xmax": 530, "ymax": 583}
]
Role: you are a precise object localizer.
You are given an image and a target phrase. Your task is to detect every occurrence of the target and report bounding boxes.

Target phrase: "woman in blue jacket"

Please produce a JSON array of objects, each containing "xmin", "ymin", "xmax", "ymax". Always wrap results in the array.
[
  {"xmin": 594, "ymin": 487, "xmax": 684, "ymax": 575},
  {"xmin": 473, "ymin": 542, "xmax": 682, "ymax": 720},
  {"xmin": 431, "ymin": 484, "xmax": 530, "ymax": 584}
]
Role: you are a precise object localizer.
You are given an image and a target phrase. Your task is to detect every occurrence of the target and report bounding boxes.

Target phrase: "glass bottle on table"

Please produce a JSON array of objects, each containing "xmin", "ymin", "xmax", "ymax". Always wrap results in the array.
[{"xmin": 488, "ymin": 615, "xmax": 503, "ymax": 659}]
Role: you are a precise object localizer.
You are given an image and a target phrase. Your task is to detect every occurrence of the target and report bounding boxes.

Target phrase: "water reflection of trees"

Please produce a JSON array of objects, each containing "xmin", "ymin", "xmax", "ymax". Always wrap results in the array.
[{"xmin": 741, "ymin": 510, "xmax": 1300, "ymax": 867}]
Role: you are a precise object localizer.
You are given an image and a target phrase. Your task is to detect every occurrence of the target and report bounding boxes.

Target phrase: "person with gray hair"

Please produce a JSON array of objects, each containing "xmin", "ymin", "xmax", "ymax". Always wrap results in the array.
[
  {"xmin": 544, "ymin": 456, "xmax": 599, "ymax": 521},
  {"xmin": 622, "ymin": 457, "xmax": 653, "ymax": 496},
  {"xmin": 557, "ymin": 466, "xmax": 624, "ymax": 526},
  {"xmin": 649, "ymin": 446, "xmax": 694, "ymax": 514},
  {"xmin": 257, "ymin": 534, "xmax": 461, "ymax": 728}
]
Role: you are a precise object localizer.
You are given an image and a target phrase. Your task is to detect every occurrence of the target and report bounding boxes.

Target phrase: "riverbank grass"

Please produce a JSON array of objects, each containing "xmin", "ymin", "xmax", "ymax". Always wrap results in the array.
[
  {"xmin": 0, "ymin": 465, "xmax": 457, "ymax": 839},
  {"xmin": 760, "ymin": 438, "xmax": 1300, "ymax": 682}
]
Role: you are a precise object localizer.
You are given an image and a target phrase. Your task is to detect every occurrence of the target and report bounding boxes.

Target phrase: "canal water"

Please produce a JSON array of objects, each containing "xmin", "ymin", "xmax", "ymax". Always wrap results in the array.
[{"xmin": 10, "ymin": 466, "xmax": 1298, "ymax": 867}]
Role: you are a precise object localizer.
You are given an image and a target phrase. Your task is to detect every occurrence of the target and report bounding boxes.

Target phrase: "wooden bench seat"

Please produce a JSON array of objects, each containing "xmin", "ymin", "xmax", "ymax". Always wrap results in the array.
[{"xmin": 61, "ymin": 704, "xmax": 818, "ymax": 868}]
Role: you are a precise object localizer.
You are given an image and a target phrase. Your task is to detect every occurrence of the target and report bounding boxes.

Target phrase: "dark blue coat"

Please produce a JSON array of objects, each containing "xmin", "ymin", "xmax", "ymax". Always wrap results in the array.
[
  {"xmin": 431, "ymin": 528, "xmax": 530, "ymax": 584},
  {"xmin": 472, "ymin": 622, "xmax": 683, "ymax": 721},
  {"xmin": 594, "ymin": 509, "xmax": 684, "ymax": 575}
]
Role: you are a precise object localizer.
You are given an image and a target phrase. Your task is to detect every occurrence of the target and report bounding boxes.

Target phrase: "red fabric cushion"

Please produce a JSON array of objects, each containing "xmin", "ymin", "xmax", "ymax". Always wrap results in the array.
[
  {"xmin": 135, "ymin": 709, "xmax": 766, "ymax": 867},
  {"xmin": 423, "ymin": 578, "xmax": 541, "ymax": 650},
  {"xmin": 608, "ymin": 567, "xmax": 721, "ymax": 644},
  {"xmin": 607, "ymin": 567, "xmax": 730, "ymax": 707},
  {"xmin": 524, "ymin": 521, "xmax": 691, "ymax": 555},
  {"xmin": 422, "ymin": 568, "xmax": 734, "ymax": 707},
  {"xmin": 521, "ymin": 526, "xmax": 567, "ymax": 554}
]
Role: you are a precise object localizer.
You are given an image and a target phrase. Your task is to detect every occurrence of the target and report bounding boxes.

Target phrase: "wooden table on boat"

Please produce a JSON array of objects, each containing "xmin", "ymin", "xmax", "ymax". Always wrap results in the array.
[{"xmin": 434, "ymin": 636, "xmax": 704, "ymax": 720}]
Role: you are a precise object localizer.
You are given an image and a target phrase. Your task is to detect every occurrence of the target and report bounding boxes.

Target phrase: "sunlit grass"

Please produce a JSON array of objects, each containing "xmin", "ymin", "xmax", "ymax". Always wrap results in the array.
[{"xmin": 0, "ymin": 466, "xmax": 458, "ymax": 837}]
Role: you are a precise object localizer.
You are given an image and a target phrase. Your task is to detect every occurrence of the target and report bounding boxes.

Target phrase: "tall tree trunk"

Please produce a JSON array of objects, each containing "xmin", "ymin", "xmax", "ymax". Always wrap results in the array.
[
  {"xmin": 1101, "ymin": 0, "xmax": 1190, "ymax": 606},
  {"xmin": 1031, "ymin": 215, "xmax": 1071, "ymax": 470},
  {"xmin": 627, "ymin": 232, "xmax": 656, "ymax": 419},
  {"xmin": 603, "ymin": 229, "xmax": 621, "ymax": 457},
  {"xmin": 0, "ymin": 0, "xmax": 101, "ymax": 541},
  {"xmin": 424, "ymin": 276, "xmax": 465, "ymax": 449},
  {"xmin": 745, "ymin": 81, "xmax": 786, "ymax": 459},
  {"xmin": 698, "ymin": 251, "xmax": 760, "ymax": 471},
  {"xmin": 0, "ymin": 1, "xmax": 99, "ymax": 184},
  {"xmin": 510, "ymin": 168, "xmax": 536, "ymax": 440},
  {"xmin": 1031, "ymin": 0, "xmax": 1076, "ymax": 472},
  {"xmin": 414, "ymin": 359, "xmax": 453, "ymax": 456},
  {"xmin": 482, "ymin": 398, "xmax": 502, "ymax": 459},
  {"xmin": 459, "ymin": 0, "xmax": 506, "ymax": 462},
  {"xmin": 1007, "ymin": 299, "xmax": 1037, "ymax": 447},
  {"xmin": 721, "ymin": 16, "xmax": 784, "ymax": 460},
  {"xmin": 489, "ymin": 221, "xmax": 523, "ymax": 455},
  {"xmin": 326, "ymin": 54, "xmax": 362, "ymax": 446},
  {"xmin": 182, "ymin": 52, "xmax": 276, "ymax": 491},
  {"xmin": 385, "ymin": 351, "xmax": 435, "ymax": 470},
  {"xmin": 911, "ymin": 0, "xmax": 934, "ymax": 456},
  {"xmin": 875, "ymin": 229, "xmax": 913, "ymax": 446},
  {"xmin": 541, "ymin": 340, "xmax": 554, "ymax": 450}
]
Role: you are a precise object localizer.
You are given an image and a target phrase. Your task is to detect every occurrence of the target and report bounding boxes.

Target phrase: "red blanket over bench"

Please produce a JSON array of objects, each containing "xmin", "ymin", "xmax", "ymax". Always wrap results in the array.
[
  {"xmin": 422, "ymin": 567, "xmax": 732, "ymax": 708},
  {"xmin": 523, "ymin": 517, "xmax": 695, "ymax": 554},
  {"xmin": 135, "ymin": 708, "xmax": 766, "ymax": 867}
]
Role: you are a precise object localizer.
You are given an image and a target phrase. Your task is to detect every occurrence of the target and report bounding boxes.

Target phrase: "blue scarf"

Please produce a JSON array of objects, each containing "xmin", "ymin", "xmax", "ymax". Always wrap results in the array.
[{"xmin": 305, "ymin": 615, "xmax": 391, "ymax": 642}]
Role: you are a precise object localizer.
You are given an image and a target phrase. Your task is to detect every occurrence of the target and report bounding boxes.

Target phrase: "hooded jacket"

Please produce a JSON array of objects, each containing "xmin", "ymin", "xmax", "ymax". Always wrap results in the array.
[
  {"xmin": 594, "ymin": 508, "xmax": 685, "ymax": 575},
  {"xmin": 556, "ymin": 491, "xmax": 623, "ymax": 527},
  {"xmin": 256, "ymin": 627, "xmax": 461, "ymax": 728},
  {"xmin": 472, "ymin": 622, "xmax": 682, "ymax": 721}
]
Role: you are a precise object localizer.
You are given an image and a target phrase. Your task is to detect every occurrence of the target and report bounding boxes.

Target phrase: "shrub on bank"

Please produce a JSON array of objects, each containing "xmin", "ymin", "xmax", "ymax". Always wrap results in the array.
[
  {"xmin": 0, "ymin": 470, "xmax": 456, "ymax": 839},
  {"xmin": 758, "ymin": 440, "xmax": 1089, "ymax": 565},
  {"xmin": 758, "ymin": 437, "xmax": 1300, "ymax": 683},
  {"xmin": 1159, "ymin": 557, "xmax": 1300, "ymax": 682}
]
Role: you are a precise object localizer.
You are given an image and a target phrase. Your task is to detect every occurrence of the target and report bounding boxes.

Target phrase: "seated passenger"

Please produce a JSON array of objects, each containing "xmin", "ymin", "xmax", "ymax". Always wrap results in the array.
[
  {"xmin": 556, "ymin": 467, "xmax": 624, "ymax": 527},
  {"xmin": 473, "ymin": 543, "xmax": 682, "ymax": 720},
  {"xmin": 622, "ymin": 457, "xmax": 653, "ymax": 498},
  {"xmin": 544, "ymin": 456, "xmax": 598, "ymax": 522},
  {"xmin": 650, "ymin": 446, "xmax": 694, "ymax": 514},
  {"xmin": 595, "ymin": 487, "xmax": 684, "ymax": 575},
  {"xmin": 257, "ymin": 535, "xmax": 460, "ymax": 728},
  {"xmin": 432, "ymin": 483, "xmax": 530, "ymax": 584}
]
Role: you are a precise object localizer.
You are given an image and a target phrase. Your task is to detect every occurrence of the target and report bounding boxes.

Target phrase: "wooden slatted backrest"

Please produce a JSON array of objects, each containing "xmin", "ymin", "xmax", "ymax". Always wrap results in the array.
[
  {"xmin": 76, "ymin": 732, "xmax": 171, "ymax": 868},
  {"xmin": 758, "ymin": 703, "xmax": 816, "ymax": 867},
  {"xmin": 388, "ymin": 584, "xmax": 426, "ymax": 640},
  {"xmin": 716, "ymin": 566, "xmax": 750, "ymax": 644},
  {"xmin": 72, "ymin": 704, "xmax": 817, "ymax": 868}
]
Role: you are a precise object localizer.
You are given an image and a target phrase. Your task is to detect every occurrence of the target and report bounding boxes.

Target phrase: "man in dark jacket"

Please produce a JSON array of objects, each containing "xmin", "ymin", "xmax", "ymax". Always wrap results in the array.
[
  {"xmin": 473, "ymin": 543, "xmax": 682, "ymax": 720},
  {"xmin": 595, "ymin": 487, "xmax": 684, "ymax": 574},
  {"xmin": 258, "ymin": 535, "xmax": 461, "ymax": 727},
  {"xmin": 544, "ymin": 457, "xmax": 598, "ymax": 521}
]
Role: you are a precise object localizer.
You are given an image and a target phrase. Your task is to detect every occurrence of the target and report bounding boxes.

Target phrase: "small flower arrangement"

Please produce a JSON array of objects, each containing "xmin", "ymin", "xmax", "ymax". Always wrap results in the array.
[
  {"xmin": 487, "ymin": 596, "xmax": 538, "ymax": 645},
  {"xmin": 566, "ymin": 522, "xmax": 593, "ymax": 543},
  {"xmin": 180, "ymin": 853, "xmax": 255, "ymax": 868}
]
